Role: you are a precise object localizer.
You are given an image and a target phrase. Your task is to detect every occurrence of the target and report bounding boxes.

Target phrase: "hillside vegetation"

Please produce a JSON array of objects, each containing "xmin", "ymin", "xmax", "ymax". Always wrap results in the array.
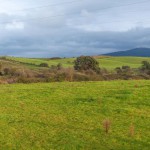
[
  {"xmin": 0, "ymin": 80, "xmax": 150, "ymax": 149},
  {"xmin": 0, "ymin": 56, "xmax": 150, "ymax": 83},
  {"xmin": 5, "ymin": 56, "xmax": 150, "ymax": 70}
]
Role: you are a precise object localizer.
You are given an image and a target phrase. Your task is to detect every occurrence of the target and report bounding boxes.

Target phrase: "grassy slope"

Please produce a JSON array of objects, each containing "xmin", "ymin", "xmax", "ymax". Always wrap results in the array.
[
  {"xmin": 7, "ymin": 57, "xmax": 75, "ymax": 68},
  {"xmin": 98, "ymin": 57, "xmax": 150, "ymax": 69},
  {"xmin": 7, "ymin": 56, "xmax": 150, "ymax": 70},
  {"xmin": 0, "ymin": 80, "xmax": 150, "ymax": 149}
]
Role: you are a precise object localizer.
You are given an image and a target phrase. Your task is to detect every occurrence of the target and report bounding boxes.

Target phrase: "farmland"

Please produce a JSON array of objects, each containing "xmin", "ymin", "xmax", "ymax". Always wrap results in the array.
[
  {"xmin": 0, "ymin": 80, "xmax": 150, "ymax": 149},
  {"xmin": 5, "ymin": 56, "xmax": 150, "ymax": 70}
]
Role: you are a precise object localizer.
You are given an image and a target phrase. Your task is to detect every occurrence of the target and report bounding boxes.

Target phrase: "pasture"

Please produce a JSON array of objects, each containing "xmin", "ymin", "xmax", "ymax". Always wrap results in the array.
[
  {"xmin": 6, "ymin": 56, "xmax": 150, "ymax": 70},
  {"xmin": 0, "ymin": 80, "xmax": 150, "ymax": 149}
]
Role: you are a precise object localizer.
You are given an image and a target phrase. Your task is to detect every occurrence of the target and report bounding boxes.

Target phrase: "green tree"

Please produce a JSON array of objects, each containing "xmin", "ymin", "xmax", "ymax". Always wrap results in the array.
[{"xmin": 74, "ymin": 56, "xmax": 100, "ymax": 73}]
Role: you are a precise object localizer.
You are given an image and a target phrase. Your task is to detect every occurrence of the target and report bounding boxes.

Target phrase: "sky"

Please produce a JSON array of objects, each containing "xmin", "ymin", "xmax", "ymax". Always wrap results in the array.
[{"xmin": 0, "ymin": 0, "xmax": 150, "ymax": 57}]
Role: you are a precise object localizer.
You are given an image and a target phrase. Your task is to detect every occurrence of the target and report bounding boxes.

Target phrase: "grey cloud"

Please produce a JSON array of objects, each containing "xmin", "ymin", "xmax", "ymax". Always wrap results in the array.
[{"xmin": 0, "ymin": 0, "xmax": 150, "ymax": 57}]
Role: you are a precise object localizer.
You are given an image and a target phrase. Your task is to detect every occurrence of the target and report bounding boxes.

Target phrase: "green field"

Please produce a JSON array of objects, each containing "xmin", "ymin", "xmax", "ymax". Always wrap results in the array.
[
  {"xmin": 0, "ymin": 80, "xmax": 150, "ymax": 149},
  {"xmin": 6, "ymin": 56, "xmax": 150, "ymax": 70}
]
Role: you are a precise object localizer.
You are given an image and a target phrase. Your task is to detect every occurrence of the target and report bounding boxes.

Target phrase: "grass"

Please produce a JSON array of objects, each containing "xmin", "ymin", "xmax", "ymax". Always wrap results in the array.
[
  {"xmin": 5, "ymin": 56, "xmax": 150, "ymax": 70},
  {"xmin": 0, "ymin": 80, "xmax": 150, "ymax": 149},
  {"xmin": 97, "ymin": 57, "xmax": 150, "ymax": 69},
  {"xmin": 6, "ymin": 57, "xmax": 75, "ymax": 68}
]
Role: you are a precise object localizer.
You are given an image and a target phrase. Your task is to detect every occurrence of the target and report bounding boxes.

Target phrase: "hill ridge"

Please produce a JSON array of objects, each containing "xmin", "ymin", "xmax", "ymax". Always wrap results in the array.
[{"xmin": 103, "ymin": 48, "xmax": 150, "ymax": 57}]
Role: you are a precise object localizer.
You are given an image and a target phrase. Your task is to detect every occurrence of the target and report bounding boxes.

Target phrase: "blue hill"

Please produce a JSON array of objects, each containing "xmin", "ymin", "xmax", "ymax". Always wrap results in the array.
[{"xmin": 104, "ymin": 48, "xmax": 150, "ymax": 57}]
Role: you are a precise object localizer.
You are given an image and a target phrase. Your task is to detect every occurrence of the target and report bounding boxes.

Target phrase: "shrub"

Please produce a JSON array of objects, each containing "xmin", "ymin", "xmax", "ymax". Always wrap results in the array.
[
  {"xmin": 0, "ymin": 56, "xmax": 7, "ymax": 60},
  {"xmin": 115, "ymin": 67, "xmax": 122, "ymax": 74},
  {"xmin": 100, "ymin": 68, "xmax": 108, "ymax": 75},
  {"xmin": 122, "ymin": 66, "xmax": 132, "ymax": 74},
  {"xmin": 141, "ymin": 61, "xmax": 150, "ymax": 70},
  {"xmin": 57, "ymin": 63, "xmax": 62, "ymax": 70},
  {"xmin": 3, "ymin": 67, "xmax": 12, "ymax": 75},
  {"xmin": 39, "ymin": 63, "xmax": 49, "ymax": 67},
  {"xmin": 61, "ymin": 68, "xmax": 74, "ymax": 81},
  {"xmin": 17, "ymin": 77, "xmax": 42, "ymax": 83},
  {"xmin": 73, "ymin": 72, "xmax": 90, "ymax": 81},
  {"xmin": 0, "ymin": 63, "xmax": 4, "ymax": 76},
  {"xmin": 50, "ymin": 63, "xmax": 63, "ymax": 71},
  {"xmin": 122, "ymin": 66, "xmax": 130, "ymax": 70},
  {"xmin": 115, "ymin": 66, "xmax": 132, "ymax": 75},
  {"xmin": 74, "ymin": 56, "xmax": 100, "ymax": 73},
  {"xmin": 55, "ymin": 73, "xmax": 67, "ymax": 82}
]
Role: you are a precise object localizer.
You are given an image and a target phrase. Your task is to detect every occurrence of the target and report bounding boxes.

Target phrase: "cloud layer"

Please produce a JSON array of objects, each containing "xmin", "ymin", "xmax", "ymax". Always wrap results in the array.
[{"xmin": 0, "ymin": 0, "xmax": 150, "ymax": 57}]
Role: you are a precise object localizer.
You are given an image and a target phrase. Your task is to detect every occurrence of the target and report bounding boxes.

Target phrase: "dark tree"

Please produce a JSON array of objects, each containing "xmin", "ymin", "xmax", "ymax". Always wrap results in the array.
[
  {"xmin": 141, "ymin": 61, "xmax": 150, "ymax": 70},
  {"xmin": 74, "ymin": 56, "xmax": 100, "ymax": 73},
  {"xmin": 39, "ymin": 63, "xmax": 49, "ymax": 67}
]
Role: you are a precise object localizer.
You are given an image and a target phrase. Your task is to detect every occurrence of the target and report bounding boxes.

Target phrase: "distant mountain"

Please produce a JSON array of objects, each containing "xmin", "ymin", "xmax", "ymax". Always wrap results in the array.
[{"xmin": 103, "ymin": 48, "xmax": 150, "ymax": 57}]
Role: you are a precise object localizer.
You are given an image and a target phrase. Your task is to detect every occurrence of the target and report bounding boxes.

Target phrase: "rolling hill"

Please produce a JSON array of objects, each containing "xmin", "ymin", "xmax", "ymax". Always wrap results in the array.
[
  {"xmin": 1, "ymin": 56, "xmax": 150, "ymax": 70},
  {"xmin": 104, "ymin": 48, "xmax": 150, "ymax": 57},
  {"xmin": 7, "ymin": 56, "xmax": 150, "ymax": 70}
]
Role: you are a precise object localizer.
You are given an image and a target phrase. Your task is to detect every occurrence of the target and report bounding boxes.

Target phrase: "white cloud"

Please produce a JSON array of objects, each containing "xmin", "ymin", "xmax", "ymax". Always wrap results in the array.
[{"xmin": 5, "ymin": 21, "xmax": 24, "ymax": 30}]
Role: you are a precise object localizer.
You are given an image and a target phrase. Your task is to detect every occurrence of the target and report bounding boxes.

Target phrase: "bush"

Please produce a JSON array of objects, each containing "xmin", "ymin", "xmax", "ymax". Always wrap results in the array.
[
  {"xmin": 115, "ymin": 66, "xmax": 132, "ymax": 74},
  {"xmin": 141, "ymin": 61, "xmax": 150, "ymax": 70},
  {"xmin": 122, "ymin": 66, "xmax": 131, "ymax": 74},
  {"xmin": 73, "ymin": 72, "xmax": 90, "ymax": 81},
  {"xmin": 0, "ymin": 63, "xmax": 4, "ymax": 76},
  {"xmin": 17, "ymin": 77, "xmax": 43, "ymax": 83},
  {"xmin": 0, "ymin": 56, "xmax": 7, "ymax": 60},
  {"xmin": 3, "ymin": 67, "xmax": 12, "ymax": 75},
  {"xmin": 57, "ymin": 63, "xmax": 63, "ymax": 70},
  {"xmin": 39, "ymin": 63, "xmax": 49, "ymax": 67},
  {"xmin": 122, "ymin": 66, "xmax": 130, "ymax": 70},
  {"xmin": 50, "ymin": 63, "xmax": 63, "ymax": 72},
  {"xmin": 115, "ymin": 67, "xmax": 122, "ymax": 74},
  {"xmin": 74, "ymin": 56, "xmax": 100, "ymax": 73}
]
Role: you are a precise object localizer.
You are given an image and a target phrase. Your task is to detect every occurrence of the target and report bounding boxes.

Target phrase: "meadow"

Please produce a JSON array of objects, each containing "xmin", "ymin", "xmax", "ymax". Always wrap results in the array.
[
  {"xmin": 7, "ymin": 56, "xmax": 150, "ymax": 70},
  {"xmin": 0, "ymin": 80, "xmax": 150, "ymax": 149}
]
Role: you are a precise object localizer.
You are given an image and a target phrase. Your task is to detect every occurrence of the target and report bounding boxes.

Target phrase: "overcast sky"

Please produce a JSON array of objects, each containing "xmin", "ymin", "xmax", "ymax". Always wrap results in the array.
[{"xmin": 0, "ymin": 0, "xmax": 150, "ymax": 57}]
